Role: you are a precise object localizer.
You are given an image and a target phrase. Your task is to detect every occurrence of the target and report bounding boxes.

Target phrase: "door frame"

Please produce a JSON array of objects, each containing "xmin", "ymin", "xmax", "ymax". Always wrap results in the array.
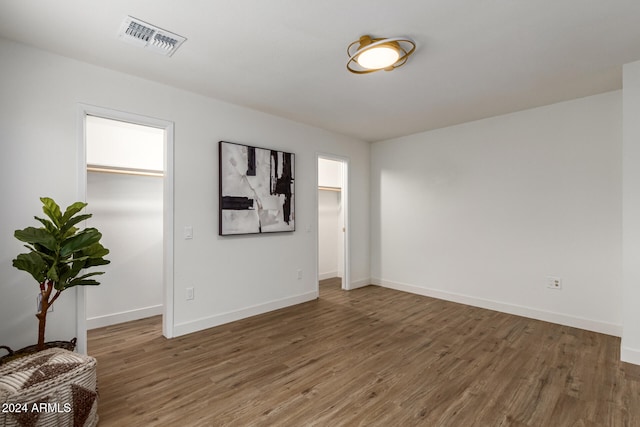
[
  {"xmin": 316, "ymin": 153, "xmax": 351, "ymax": 291},
  {"xmin": 76, "ymin": 104, "xmax": 175, "ymax": 353}
]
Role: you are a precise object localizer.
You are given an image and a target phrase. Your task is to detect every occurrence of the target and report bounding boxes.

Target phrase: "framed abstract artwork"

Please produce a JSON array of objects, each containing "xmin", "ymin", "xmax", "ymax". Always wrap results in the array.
[{"xmin": 219, "ymin": 141, "xmax": 295, "ymax": 235}]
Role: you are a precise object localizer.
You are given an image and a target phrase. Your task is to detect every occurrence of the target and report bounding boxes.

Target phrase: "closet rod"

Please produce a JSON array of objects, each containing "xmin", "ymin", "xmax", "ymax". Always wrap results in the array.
[
  {"xmin": 318, "ymin": 186, "xmax": 341, "ymax": 192},
  {"xmin": 87, "ymin": 164, "xmax": 164, "ymax": 177}
]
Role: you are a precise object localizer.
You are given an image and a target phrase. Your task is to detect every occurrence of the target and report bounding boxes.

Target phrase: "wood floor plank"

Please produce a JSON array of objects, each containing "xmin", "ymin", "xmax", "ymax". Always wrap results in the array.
[{"xmin": 88, "ymin": 278, "xmax": 640, "ymax": 426}]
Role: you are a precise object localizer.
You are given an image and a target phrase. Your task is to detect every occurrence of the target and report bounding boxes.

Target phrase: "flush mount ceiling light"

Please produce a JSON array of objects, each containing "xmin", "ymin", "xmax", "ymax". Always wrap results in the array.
[
  {"xmin": 347, "ymin": 35, "xmax": 416, "ymax": 74},
  {"xmin": 117, "ymin": 16, "xmax": 186, "ymax": 57}
]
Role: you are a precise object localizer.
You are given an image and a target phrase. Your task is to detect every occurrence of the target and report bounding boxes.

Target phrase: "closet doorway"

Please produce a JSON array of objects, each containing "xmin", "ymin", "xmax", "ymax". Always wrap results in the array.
[
  {"xmin": 317, "ymin": 155, "xmax": 349, "ymax": 291},
  {"xmin": 76, "ymin": 105, "xmax": 174, "ymax": 354}
]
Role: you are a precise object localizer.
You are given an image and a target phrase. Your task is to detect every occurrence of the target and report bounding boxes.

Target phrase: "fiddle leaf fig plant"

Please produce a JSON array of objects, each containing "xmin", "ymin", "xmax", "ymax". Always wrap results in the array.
[{"xmin": 12, "ymin": 197, "xmax": 110, "ymax": 350}]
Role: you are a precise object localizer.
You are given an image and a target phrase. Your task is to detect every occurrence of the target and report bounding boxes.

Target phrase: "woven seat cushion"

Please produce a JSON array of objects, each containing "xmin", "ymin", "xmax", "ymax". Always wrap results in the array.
[{"xmin": 0, "ymin": 348, "xmax": 97, "ymax": 427}]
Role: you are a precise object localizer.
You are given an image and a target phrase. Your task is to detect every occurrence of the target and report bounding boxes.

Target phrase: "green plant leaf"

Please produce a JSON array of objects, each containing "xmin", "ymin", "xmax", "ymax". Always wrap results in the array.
[
  {"xmin": 67, "ymin": 255, "xmax": 91, "ymax": 263},
  {"xmin": 34, "ymin": 216, "xmax": 56, "ymax": 234},
  {"xmin": 75, "ymin": 271, "xmax": 104, "ymax": 280},
  {"xmin": 65, "ymin": 278, "xmax": 102, "ymax": 289},
  {"xmin": 12, "ymin": 252, "xmax": 47, "ymax": 283},
  {"xmin": 60, "ymin": 228, "xmax": 102, "ymax": 257},
  {"xmin": 14, "ymin": 227, "xmax": 57, "ymax": 251},
  {"xmin": 31, "ymin": 248, "xmax": 55, "ymax": 262},
  {"xmin": 46, "ymin": 264, "xmax": 60, "ymax": 282},
  {"xmin": 84, "ymin": 258, "xmax": 111, "ymax": 268},
  {"xmin": 62, "ymin": 227, "xmax": 78, "ymax": 240},
  {"xmin": 80, "ymin": 242, "xmax": 110, "ymax": 268},
  {"xmin": 60, "ymin": 213, "xmax": 92, "ymax": 235},
  {"xmin": 40, "ymin": 197, "xmax": 62, "ymax": 228},
  {"xmin": 60, "ymin": 201, "xmax": 88, "ymax": 224},
  {"xmin": 60, "ymin": 259, "xmax": 85, "ymax": 283},
  {"xmin": 83, "ymin": 242, "xmax": 110, "ymax": 258}
]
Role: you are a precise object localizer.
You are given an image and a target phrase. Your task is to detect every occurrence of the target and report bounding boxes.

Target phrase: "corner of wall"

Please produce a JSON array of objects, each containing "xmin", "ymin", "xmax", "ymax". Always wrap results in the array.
[{"xmin": 621, "ymin": 345, "xmax": 640, "ymax": 365}]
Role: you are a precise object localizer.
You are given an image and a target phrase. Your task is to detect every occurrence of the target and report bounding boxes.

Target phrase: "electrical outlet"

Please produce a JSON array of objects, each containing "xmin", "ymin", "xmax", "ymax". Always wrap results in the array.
[
  {"xmin": 297, "ymin": 269, "xmax": 303, "ymax": 280},
  {"xmin": 186, "ymin": 287, "xmax": 194, "ymax": 300},
  {"xmin": 547, "ymin": 276, "xmax": 562, "ymax": 290}
]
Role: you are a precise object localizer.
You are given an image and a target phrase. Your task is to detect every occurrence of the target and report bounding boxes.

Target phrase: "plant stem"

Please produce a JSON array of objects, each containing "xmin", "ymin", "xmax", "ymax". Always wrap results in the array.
[
  {"xmin": 35, "ymin": 311, "xmax": 47, "ymax": 351},
  {"xmin": 35, "ymin": 280, "xmax": 55, "ymax": 351}
]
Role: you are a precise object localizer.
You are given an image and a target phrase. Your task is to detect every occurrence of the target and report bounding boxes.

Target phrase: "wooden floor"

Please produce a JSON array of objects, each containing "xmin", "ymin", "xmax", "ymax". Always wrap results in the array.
[{"xmin": 88, "ymin": 279, "xmax": 640, "ymax": 426}]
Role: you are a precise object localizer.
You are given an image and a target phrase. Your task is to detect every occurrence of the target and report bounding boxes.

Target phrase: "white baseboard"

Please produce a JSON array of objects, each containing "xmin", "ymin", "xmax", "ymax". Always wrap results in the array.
[
  {"xmin": 319, "ymin": 271, "xmax": 340, "ymax": 280},
  {"xmin": 87, "ymin": 304, "xmax": 163, "ymax": 330},
  {"xmin": 173, "ymin": 291, "xmax": 318, "ymax": 337},
  {"xmin": 372, "ymin": 278, "xmax": 622, "ymax": 337},
  {"xmin": 350, "ymin": 278, "xmax": 371, "ymax": 290},
  {"xmin": 318, "ymin": 275, "xmax": 369, "ymax": 289},
  {"xmin": 621, "ymin": 346, "xmax": 640, "ymax": 365}
]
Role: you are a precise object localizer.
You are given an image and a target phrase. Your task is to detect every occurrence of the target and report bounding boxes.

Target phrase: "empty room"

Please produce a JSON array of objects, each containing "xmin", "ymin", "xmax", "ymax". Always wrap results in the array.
[{"xmin": 2, "ymin": 1, "xmax": 640, "ymax": 426}]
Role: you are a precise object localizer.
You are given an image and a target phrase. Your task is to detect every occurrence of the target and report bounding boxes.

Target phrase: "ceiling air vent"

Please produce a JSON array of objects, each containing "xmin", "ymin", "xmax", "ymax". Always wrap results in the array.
[{"xmin": 118, "ymin": 16, "xmax": 186, "ymax": 57}]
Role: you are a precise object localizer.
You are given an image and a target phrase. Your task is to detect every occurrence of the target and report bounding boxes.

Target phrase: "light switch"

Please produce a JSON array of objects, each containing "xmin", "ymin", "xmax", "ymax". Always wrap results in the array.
[{"xmin": 184, "ymin": 226, "xmax": 193, "ymax": 240}]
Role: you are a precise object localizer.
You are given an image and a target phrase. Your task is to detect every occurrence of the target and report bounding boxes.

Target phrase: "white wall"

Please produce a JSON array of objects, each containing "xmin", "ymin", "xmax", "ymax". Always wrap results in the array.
[
  {"xmin": 318, "ymin": 158, "xmax": 343, "ymax": 189},
  {"xmin": 86, "ymin": 115, "xmax": 164, "ymax": 171},
  {"xmin": 0, "ymin": 38, "xmax": 370, "ymax": 350},
  {"xmin": 622, "ymin": 60, "xmax": 640, "ymax": 363},
  {"xmin": 86, "ymin": 172, "xmax": 164, "ymax": 328},
  {"xmin": 371, "ymin": 91, "xmax": 622, "ymax": 335}
]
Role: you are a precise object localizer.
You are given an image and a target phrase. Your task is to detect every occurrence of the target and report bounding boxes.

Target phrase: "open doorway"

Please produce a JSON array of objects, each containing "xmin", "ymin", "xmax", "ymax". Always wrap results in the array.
[
  {"xmin": 85, "ymin": 115, "xmax": 163, "ymax": 332},
  {"xmin": 317, "ymin": 155, "xmax": 349, "ymax": 294},
  {"xmin": 76, "ymin": 105, "xmax": 174, "ymax": 354}
]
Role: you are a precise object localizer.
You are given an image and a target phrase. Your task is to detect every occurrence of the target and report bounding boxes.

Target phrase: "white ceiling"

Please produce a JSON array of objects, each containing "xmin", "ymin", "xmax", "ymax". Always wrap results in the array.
[{"xmin": 1, "ymin": 0, "xmax": 640, "ymax": 142}]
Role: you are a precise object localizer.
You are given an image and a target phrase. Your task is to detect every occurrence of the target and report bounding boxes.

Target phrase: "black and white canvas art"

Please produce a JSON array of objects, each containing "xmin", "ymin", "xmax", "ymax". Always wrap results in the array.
[{"xmin": 219, "ymin": 141, "xmax": 295, "ymax": 235}]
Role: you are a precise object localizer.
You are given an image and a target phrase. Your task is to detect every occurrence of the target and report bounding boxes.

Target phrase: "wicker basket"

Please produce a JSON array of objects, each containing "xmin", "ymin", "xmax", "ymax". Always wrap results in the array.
[
  {"xmin": 0, "ymin": 348, "xmax": 98, "ymax": 427},
  {"xmin": 0, "ymin": 340, "xmax": 76, "ymax": 366}
]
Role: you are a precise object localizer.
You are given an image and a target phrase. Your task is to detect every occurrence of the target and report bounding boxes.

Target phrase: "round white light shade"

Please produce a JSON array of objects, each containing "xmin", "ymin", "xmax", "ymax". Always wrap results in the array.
[{"xmin": 356, "ymin": 45, "xmax": 400, "ymax": 69}]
